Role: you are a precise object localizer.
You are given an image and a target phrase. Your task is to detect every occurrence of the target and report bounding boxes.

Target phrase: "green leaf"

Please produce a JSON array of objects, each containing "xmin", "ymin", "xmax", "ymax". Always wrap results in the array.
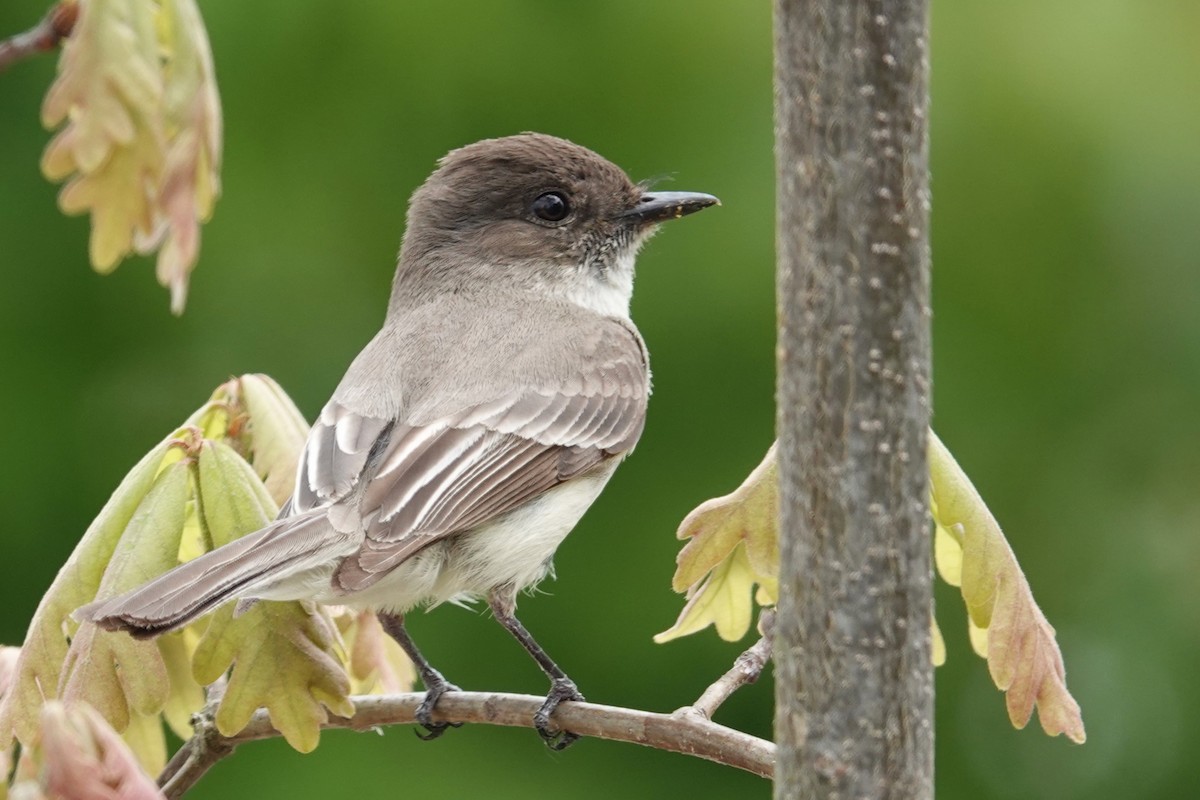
[
  {"xmin": 669, "ymin": 444, "xmax": 778, "ymax": 594},
  {"xmin": 0, "ymin": 438, "xmax": 172, "ymax": 751},
  {"xmin": 57, "ymin": 459, "xmax": 190, "ymax": 767},
  {"xmin": 239, "ymin": 374, "xmax": 309, "ymax": 507},
  {"xmin": 196, "ymin": 438, "xmax": 277, "ymax": 548},
  {"xmin": 157, "ymin": 631, "xmax": 204, "ymax": 740},
  {"xmin": 929, "ymin": 430, "xmax": 1086, "ymax": 743},
  {"xmin": 191, "ymin": 437, "xmax": 352, "ymax": 751},
  {"xmin": 193, "ymin": 603, "xmax": 353, "ymax": 753},
  {"xmin": 655, "ymin": 543, "xmax": 756, "ymax": 643}
]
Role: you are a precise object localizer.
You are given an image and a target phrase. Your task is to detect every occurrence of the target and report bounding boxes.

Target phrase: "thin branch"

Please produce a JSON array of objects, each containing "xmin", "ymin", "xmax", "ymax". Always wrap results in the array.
[
  {"xmin": 158, "ymin": 691, "xmax": 775, "ymax": 798},
  {"xmin": 0, "ymin": 2, "xmax": 78, "ymax": 73},
  {"xmin": 687, "ymin": 609, "xmax": 775, "ymax": 720}
]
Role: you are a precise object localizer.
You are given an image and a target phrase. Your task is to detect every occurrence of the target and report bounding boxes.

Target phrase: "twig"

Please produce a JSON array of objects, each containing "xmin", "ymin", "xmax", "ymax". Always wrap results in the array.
[
  {"xmin": 157, "ymin": 691, "xmax": 775, "ymax": 797},
  {"xmin": 0, "ymin": 1, "xmax": 77, "ymax": 73},
  {"xmin": 685, "ymin": 609, "xmax": 775, "ymax": 720}
]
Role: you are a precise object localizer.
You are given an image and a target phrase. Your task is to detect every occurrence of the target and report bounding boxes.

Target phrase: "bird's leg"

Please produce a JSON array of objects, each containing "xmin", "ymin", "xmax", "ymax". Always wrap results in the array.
[
  {"xmin": 487, "ymin": 589, "xmax": 584, "ymax": 751},
  {"xmin": 376, "ymin": 612, "xmax": 461, "ymax": 740}
]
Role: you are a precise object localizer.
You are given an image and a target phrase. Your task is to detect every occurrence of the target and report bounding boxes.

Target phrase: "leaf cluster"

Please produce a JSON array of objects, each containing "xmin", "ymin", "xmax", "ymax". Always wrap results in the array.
[
  {"xmin": 658, "ymin": 433, "xmax": 1086, "ymax": 743},
  {"xmin": 40, "ymin": 0, "xmax": 222, "ymax": 313},
  {"xmin": 0, "ymin": 376, "xmax": 413, "ymax": 792}
]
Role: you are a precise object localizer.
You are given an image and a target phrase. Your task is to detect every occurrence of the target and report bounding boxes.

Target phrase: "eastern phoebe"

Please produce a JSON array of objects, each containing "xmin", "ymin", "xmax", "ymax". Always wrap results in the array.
[{"xmin": 80, "ymin": 133, "xmax": 717, "ymax": 749}]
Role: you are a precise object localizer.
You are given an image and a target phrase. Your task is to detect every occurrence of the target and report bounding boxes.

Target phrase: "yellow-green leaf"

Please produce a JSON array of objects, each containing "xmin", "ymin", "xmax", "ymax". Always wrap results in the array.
[
  {"xmin": 121, "ymin": 709, "xmax": 167, "ymax": 777},
  {"xmin": 191, "ymin": 437, "xmax": 351, "ymax": 751},
  {"xmin": 669, "ymin": 444, "xmax": 778, "ymax": 593},
  {"xmin": 655, "ymin": 543, "xmax": 756, "ymax": 643},
  {"xmin": 934, "ymin": 521, "xmax": 963, "ymax": 587},
  {"xmin": 157, "ymin": 630, "xmax": 204, "ymax": 740},
  {"xmin": 42, "ymin": 0, "xmax": 164, "ymax": 271},
  {"xmin": 239, "ymin": 374, "xmax": 309, "ymax": 507},
  {"xmin": 40, "ymin": 0, "xmax": 224, "ymax": 313},
  {"xmin": 929, "ymin": 430, "xmax": 1086, "ymax": 743},
  {"xmin": 59, "ymin": 459, "xmax": 188, "ymax": 740},
  {"xmin": 0, "ymin": 438, "xmax": 172, "ymax": 750},
  {"xmin": 192, "ymin": 603, "xmax": 353, "ymax": 753},
  {"xmin": 196, "ymin": 438, "xmax": 277, "ymax": 549}
]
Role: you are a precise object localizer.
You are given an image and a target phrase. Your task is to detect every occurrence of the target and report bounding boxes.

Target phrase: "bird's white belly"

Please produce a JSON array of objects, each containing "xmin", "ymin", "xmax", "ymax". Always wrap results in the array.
[{"xmin": 291, "ymin": 460, "xmax": 621, "ymax": 612}]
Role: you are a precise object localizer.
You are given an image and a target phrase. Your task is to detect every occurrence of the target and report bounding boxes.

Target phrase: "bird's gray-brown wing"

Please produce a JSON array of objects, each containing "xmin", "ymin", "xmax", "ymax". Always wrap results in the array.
[{"xmin": 292, "ymin": 329, "xmax": 648, "ymax": 594}]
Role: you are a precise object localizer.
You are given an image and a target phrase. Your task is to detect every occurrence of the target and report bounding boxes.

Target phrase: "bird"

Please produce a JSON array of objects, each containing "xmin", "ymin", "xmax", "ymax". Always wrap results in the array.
[{"xmin": 79, "ymin": 132, "xmax": 718, "ymax": 749}]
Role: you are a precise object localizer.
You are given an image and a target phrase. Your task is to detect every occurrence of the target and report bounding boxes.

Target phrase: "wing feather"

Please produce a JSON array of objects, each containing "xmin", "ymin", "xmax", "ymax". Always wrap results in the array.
[{"xmin": 288, "ymin": 325, "xmax": 648, "ymax": 594}]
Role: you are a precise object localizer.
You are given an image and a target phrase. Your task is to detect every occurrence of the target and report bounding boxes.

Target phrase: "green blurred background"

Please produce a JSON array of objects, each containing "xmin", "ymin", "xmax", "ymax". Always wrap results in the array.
[{"xmin": 1, "ymin": 1, "xmax": 1197, "ymax": 797}]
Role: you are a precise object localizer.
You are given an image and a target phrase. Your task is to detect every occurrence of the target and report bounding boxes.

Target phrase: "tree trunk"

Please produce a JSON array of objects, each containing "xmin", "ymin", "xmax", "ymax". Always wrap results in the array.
[{"xmin": 773, "ymin": 1, "xmax": 934, "ymax": 798}]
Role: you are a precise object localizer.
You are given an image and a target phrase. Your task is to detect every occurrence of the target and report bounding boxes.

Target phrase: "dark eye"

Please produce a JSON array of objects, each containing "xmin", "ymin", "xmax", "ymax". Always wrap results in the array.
[{"xmin": 531, "ymin": 191, "xmax": 571, "ymax": 222}]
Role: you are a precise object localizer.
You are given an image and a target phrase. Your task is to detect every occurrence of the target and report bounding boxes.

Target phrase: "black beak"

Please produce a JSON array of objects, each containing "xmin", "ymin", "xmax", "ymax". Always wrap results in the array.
[{"xmin": 621, "ymin": 191, "xmax": 720, "ymax": 224}]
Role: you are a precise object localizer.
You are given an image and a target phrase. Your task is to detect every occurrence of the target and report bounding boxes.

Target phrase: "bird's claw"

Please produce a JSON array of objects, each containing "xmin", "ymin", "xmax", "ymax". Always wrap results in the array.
[
  {"xmin": 533, "ymin": 678, "xmax": 585, "ymax": 750},
  {"xmin": 414, "ymin": 674, "xmax": 462, "ymax": 740}
]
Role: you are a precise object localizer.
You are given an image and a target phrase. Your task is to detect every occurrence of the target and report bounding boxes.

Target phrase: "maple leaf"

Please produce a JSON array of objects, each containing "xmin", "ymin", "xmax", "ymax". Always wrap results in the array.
[{"xmin": 929, "ymin": 431, "xmax": 1086, "ymax": 743}]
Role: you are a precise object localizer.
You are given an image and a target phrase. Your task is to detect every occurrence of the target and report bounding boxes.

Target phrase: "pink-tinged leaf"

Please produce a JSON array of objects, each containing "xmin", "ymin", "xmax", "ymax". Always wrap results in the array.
[
  {"xmin": 38, "ymin": 701, "xmax": 165, "ymax": 800},
  {"xmin": 0, "ymin": 647, "xmax": 18, "ymax": 698},
  {"xmin": 929, "ymin": 431, "xmax": 1086, "ymax": 743},
  {"xmin": 140, "ymin": 0, "xmax": 223, "ymax": 313},
  {"xmin": 39, "ymin": 0, "xmax": 224, "ymax": 313},
  {"xmin": 335, "ymin": 610, "xmax": 416, "ymax": 695}
]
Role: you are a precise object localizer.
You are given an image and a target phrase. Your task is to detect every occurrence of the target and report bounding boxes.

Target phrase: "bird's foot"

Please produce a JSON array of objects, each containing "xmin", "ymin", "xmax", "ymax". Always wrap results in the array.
[
  {"xmin": 533, "ymin": 677, "xmax": 585, "ymax": 751},
  {"xmin": 414, "ymin": 671, "xmax": 462, "ymax": 741}
]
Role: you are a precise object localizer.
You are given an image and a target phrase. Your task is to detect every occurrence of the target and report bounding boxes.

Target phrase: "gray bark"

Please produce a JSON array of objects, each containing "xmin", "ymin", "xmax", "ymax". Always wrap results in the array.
[{"xmin": 773, "ymin": 0, "xmax": 934, "ymax": 798}]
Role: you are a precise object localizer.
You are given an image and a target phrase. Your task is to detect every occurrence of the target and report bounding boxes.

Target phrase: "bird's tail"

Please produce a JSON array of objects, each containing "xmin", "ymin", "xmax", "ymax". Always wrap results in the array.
[{"xmin": 77, "ymin": 511, "xmax": 345, "ymax": 639}]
